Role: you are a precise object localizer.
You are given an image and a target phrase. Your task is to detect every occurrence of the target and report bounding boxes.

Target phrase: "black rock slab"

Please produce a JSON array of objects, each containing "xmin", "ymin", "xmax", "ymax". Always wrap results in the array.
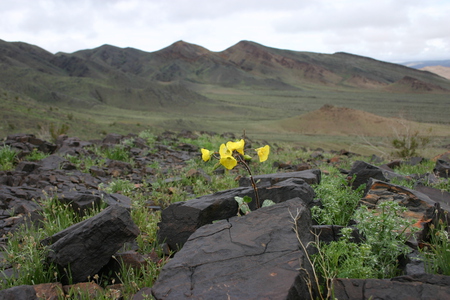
[
  {"xmin": 43, "ymin": 205, "xmax": 139, "ymax": 283},
  {"xmin": 152, "ymin": 198, "xmax": 316, "ymax": 300},
  {"xmin": 333, "ymin": 274, "xmax": 450, "ymax": 300},
  {"xmin": 348, "ymin": 160, "xmax": 409, "ymax": 189},
  {"xmin": 0, "ymin": 285, "xmax": 38, "ymax": 300},
  {"xmin": 157, "ymin": 178, "xmax": 315, "ymax": 250},
  {"xmin": 238, "ymin": 169, "xmax": 321, "ymax": 187}
]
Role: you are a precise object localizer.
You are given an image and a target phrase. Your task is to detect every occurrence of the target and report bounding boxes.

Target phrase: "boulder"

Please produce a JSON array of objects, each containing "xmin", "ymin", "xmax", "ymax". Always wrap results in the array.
[
  {"xmin": 414, "ymin": 182, "xmax": 450, "ymax": 208},
  {"xmin": 434, "ymin": 159, "xmax": 450, "ymax": 178},
  {"xmin": 152, "ymin": 198, "xmax": 317, "ymax": 300},
  {"xmin": 157, "ymin": 178, "xmax": 315, "ymax": 250},
  {"xmin": 43, "ymin": 205, "xmax": 139, "ymax": 283},
  {"xmin": 348, "ymin": 160, "xmax": 409, "ymax": 189},
  {"xmin": 0, "ymin": 285, "xmax": 38, "ymax": 300},
  {"xmin": 333, "ymin": 274, "xmax": 450, "ymax": 300},
  {"xmin": 238, "ymin": 169, "xmax": 321, "ymax": 187}
]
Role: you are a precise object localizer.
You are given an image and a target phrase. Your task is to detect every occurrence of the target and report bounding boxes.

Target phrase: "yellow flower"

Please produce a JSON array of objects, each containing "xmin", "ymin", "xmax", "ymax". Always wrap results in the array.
[
  {"xmin": 219, "ymin": 143, "xmax": 231, "ymax": 158},
  {"xmin": 201, "ymin": 148, "xmax": 212, "ymax": 162},
  {"xmin": 219, "ymin": 143, "xmax": 237, "ymax": 170},
  {"xmin": 226, "ymin": 139, "xmax": 245, "ymax": 155},
  {"xmin": 255, "ymin": 145, "xmax": 270, "ymax": 162},
  {"xmin": 220, "ymin": 155, "xmax": 237, "ymax": 170}
]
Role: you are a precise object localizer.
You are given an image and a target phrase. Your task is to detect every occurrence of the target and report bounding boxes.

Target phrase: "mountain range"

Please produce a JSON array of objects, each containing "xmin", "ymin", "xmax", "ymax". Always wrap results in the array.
[
  {"xmin": 1, "ymin": 39, "xmax": 450, "ymax": 114},
  {"xmin": 402, "ymin": 59, "xmax": 450, "ymax": 69}
]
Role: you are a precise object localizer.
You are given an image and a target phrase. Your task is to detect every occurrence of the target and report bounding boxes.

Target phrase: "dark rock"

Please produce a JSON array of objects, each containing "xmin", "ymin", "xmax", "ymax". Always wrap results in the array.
[
  {"xmin": 38, "ymin": 155, "xmax": 69, "ymax": 170},
  {"xmin": 333, "ymin": 274, "xmax": 450, "ymax": 300},
  {"xmin": 102, "ymin": 133, "xmax": 124, "ymax": 144},
  {"xmin": 57, "ymin": 190, "xmax": 118, "ymax": 216},
  {"xmin": 106, "ymin": 159, "xmax": 133, "ymax": 176},
  {"xmin": 89, "ymin": 165, "xmax": 107, "ymax": 177},
  {"xmin": 102, "ymin": 192, "xmax": 133, "ymax": 209},
  {"xmin": 43, "ymin": 205, "xmax": 140, "ymax": 283},
  {"xmin": 133, "ymin": 287, "xmax": 153, "ymax": 300},
  {"xmin": 0, "ymin": 285, "xmax": 38, "ymax": 300},
  {"xmin": 414, "ymin": 182, "xmax": 450, "ymax": 208},
  {"xmin": 238, "ymin": 169, "xmax": 321, "ymax": 187},
  {"xmin": 5, "ymin": 133, "xmax": 57, "ymax": 155},
  {"xmin": 15, "ymin": 161, "xmax": 40, "ymax": 173},
  {"xmin": 55, "ymin": 136, "xmax": 92, "ymax": 156},
  {"xmin": 152, "ymin": 198, "xmax": 317, "ymax": 300},
  {"xmin": 101, "ymin": 250, "xmax": 160, "ymax": 282},
  {"xmin": 157, "ymin": 179, "xmax": 315, "ymax": 250},
  {"xmin": 402, "ymin": 250, "xmax": 426, "ymax": 276},
  {"xmin": 348, "ymin": 160, "xmax": 410, "ymax": 189},
  {"xmin": 382, "ymin": 159, "xmax": 402, "ymax": 169},
  {"xmin": 312, "ymin": 225, "xmax": 363, "ymax": 244},
  {"xmin": 406, "ymin": 157, "xmax": 425, "ymax": 166},
  {"xmin": 434, "ymin": 159, "xmax": 450, "ymax": 178}
]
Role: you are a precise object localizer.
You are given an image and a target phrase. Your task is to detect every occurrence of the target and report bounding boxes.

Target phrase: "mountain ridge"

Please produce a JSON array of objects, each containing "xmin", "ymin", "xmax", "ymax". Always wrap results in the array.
[{"xmin": 1, "ymin": 39, "xmax": 449, "ymax": 114}]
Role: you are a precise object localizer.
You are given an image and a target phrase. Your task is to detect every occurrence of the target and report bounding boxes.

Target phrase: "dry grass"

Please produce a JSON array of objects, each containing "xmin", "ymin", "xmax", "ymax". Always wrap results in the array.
[
  {"xmin": 277, "ymin": 104, "xmax": 450, "ymax": 137},
  {"xmin": 421, "ymin": 66, "xmax": 450, "ymax": 80}
]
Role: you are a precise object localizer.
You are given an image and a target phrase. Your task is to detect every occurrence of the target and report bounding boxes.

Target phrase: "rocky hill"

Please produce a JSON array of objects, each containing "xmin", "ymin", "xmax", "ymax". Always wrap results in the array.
[
  {"xmin": 420, "ymin": 66, "xmax": 450, "ymax": 80},
  {"xmin": 1, "ymin": 39, "xmax": 449, "ymax": 113}
]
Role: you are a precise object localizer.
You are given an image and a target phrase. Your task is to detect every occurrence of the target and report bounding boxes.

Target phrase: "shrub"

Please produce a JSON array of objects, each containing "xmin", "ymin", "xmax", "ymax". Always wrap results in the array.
[
  {"xmin": 421, "ymin": 220, "xmax": 450, "ymax": 275},
  {"xmin": 391, "ymin": 129, "xmax": 430, "ymax": 158},
  {"xmin": 49, "ymin": 123, "xmax": 70, "ymax": 142},
  {"xmin": 353, "ymin": 201, "xmax": 419, "ymax": 278},
  {"xmin": 311, "ymin": 168, "xmax": 365, "ymax": 226},
  {"xmin": 0, "ymin": 145, "xmax": 17, "ymax": 171},
  {"xmin": 24, "ymin": 149, "xmax": 49, "ymax": 161}
]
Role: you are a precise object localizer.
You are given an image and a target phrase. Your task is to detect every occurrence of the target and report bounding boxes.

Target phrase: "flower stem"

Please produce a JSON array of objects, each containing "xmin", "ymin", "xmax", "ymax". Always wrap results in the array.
[{"xmin": 238, "ymin": 156, "xmax": 260, "ymax": 209}]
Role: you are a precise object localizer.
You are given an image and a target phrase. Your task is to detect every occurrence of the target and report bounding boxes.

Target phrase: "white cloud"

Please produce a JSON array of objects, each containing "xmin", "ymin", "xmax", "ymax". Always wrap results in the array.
[{"xmin": 0, "ymin": 0, "xmax": 448, "ymax": 62}]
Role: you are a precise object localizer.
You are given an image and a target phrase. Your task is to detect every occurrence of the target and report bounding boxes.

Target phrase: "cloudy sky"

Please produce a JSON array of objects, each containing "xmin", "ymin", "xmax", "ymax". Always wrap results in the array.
[{"xmin": 1, "ymin": 0, "xmax": 449, "ymax": 63}]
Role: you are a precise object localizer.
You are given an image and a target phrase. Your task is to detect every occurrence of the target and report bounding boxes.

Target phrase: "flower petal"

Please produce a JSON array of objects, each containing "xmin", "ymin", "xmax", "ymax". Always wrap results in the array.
[
  {"xmin": 226, "ymin": 139, "xmax": 245, "ymax": 155},
  {"xmin": 219, "ymin": 143, "xmax": 231, "ymax": 158},
  {"xmin": 255, "ymin": 145, "xmax": 270, "ymax": 162},
  {"xmin": 201, "ymin": 148, "xmax": 212, "ymax": 162},
  {"xmin": 220, "ymin": 155, "xmax": 237, "ymax": 170}
]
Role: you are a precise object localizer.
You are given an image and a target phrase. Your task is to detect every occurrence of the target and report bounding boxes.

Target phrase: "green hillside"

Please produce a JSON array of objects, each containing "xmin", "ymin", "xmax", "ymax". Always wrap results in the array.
[{"xmin": 1, "ymin": 39, "xmax": 449, "ymax": 151}]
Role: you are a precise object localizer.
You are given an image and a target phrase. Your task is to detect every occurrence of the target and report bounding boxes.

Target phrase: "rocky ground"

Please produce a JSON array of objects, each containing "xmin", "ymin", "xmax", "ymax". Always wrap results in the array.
[{"xmin": 0, "ymin": 131, "xmax": 450, "ymax": 299}]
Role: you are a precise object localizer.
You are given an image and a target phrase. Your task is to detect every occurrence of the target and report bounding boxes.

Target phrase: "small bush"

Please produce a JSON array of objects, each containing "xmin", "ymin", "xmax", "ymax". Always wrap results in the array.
[
  {"xmin": 49, "ymin": 123, "xmax": 70, "ymax": 142},
  {"xmin": 311, "ymin": 168, "xmax": 365, "ymax": 226},
  {"xmin": 421, "ymin": 220, "xmax": 450, "ymax": 275},
  {"xmin": 391, "ymin": 130, "xmax": 430, "ymax": 158},
  {"xmin": 0, "ymin": 145, "xmax": 17, "ymax": 171},
  {"xmin": 24, "ymin": 149, "xmax": 49, "ymax": 161},
  {"xmin": 353, "ymin": 201, "xmax": 419, "ymax": 278}
]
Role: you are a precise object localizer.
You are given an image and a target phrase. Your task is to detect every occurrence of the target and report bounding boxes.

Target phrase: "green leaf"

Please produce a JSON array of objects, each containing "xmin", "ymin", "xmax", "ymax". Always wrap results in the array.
[
  {"xmin": 243, "ymin": 196, "xmax": 252, "ymax": 203},
  {"xmin": 262, "ymin": 199, "xmax": 276, "ymax": 207},
  {"xmin": 234, "ymin": 196, "xmax": 252, "ymax": 215},
  {"xmin": 240, "ymin": 203, "xmax": 251, "ymax": 215}
]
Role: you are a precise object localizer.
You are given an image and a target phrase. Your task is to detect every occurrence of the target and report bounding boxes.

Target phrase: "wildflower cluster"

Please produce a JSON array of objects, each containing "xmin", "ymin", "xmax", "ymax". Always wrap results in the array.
[
  {"xmin": 201, "ymin": 139, "xmax": 269, "ymax": 170},
  {"xmin": 201, "ymin": 138, "xmax": 270, "ymax": 208}
]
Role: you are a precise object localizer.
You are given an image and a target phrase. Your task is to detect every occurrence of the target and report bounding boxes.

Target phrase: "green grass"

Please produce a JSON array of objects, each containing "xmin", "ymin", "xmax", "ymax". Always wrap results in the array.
[
  {"xmin": 0, "ymin": 144, "xmax": 17, "ymax": 171},
  {"xmin": 1, "ymin": 84, "xmax": 450, "ymax": 156},
  {"xmin": 421, "ymin": 220, "xmax": 450, "ymax": 275},
  {"xmin": 311, "ymin": 168, "xmax": 366, "ymax": 226}
]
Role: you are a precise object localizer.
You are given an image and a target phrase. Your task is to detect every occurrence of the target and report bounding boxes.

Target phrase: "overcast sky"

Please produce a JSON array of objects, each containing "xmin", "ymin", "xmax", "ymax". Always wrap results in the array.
[{"xmin": 1, "ymin": 0, "xmax": 449, "ymax": 63}]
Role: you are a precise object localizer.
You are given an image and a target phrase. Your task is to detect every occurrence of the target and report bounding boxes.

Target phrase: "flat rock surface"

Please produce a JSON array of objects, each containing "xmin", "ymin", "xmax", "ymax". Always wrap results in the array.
[{"xmin": 152, "ymin": 198, "xmax": 315, "ymax": 300}]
